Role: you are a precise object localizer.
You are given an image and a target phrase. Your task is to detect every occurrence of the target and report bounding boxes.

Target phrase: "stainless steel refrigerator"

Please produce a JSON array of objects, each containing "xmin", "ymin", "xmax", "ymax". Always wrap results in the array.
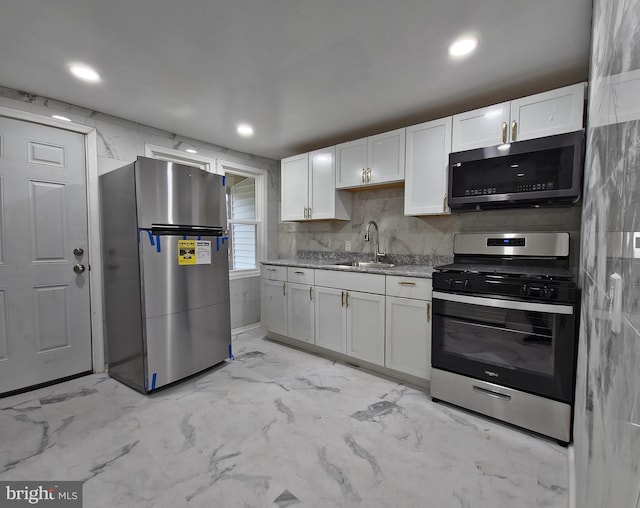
[{"xmin": 100, "ymin": 156, "xmax": 231, "ymax": 393}]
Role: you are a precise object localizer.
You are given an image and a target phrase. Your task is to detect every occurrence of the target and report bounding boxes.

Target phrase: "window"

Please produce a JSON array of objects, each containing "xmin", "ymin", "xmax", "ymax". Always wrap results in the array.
[
  {"xmin": 219, "ymin": 161, "xmax": 266, "ymax": 279},
  {"xmin": 226, "ymin": 174, "xmax": 257, "ymax": 270},
  {"xmin": 144, "ymin": 144, "xmax": 267, "ymax": 279}
]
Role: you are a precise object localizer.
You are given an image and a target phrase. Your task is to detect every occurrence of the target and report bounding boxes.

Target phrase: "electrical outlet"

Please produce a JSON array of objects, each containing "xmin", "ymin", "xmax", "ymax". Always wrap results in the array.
[{"xmin": 345, "ymin": 240, "xmax": 352, "ymax": 252}]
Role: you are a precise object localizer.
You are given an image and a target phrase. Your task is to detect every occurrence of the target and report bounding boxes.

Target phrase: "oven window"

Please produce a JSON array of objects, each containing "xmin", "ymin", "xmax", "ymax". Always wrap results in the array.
[{"xmin": 439, "ymin": 300, "xmax": 555, "ymax": 377}]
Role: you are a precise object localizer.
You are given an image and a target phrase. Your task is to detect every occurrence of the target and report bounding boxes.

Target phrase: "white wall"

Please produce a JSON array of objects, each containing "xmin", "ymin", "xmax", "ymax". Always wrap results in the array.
[{"xmin": 0, "ymin": 86, "xmax": 280, "ymax": 364}]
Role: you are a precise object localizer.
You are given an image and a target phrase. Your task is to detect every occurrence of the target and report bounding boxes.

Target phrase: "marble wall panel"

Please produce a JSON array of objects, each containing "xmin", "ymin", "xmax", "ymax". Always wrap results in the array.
[
  {"xmin": 229, "ymin": 277, "xmax": 261, "ymax": 330},
  {"xmin": 574, "ymin": 0, "xmax": 640, "ymax": 506}
]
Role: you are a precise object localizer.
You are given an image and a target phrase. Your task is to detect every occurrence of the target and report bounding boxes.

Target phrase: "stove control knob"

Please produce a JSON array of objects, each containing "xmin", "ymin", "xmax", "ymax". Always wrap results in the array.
[
  {"xmin": 446, "ymin": 278, "xmax": 456, "ymax": 289},
  {"xmin": 541, "ymin": 286, "xmax": 552, "ymax": 299},
  {"xmin": 463, "ymin": 279, "xmax": 471, "ymax": 291},
  {"xmin": 520, "ymin": 285, "xmax": 530, "ymax": 296}
]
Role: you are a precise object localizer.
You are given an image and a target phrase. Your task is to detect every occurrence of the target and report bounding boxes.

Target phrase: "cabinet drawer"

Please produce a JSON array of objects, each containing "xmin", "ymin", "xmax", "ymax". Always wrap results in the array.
[
  {"xmin": 261, "ymin": 265, "xmax": 288, "ymax": 281},
  {"xmin": 385, "ymin": 276, "xmax": 432, "ymax": 300},
  {"xmin": 287, "ymin": 267, "xmax": 315, "ymax": 285},
  {"xmin": 315, "ymin": 270, "xmax": 385, "ymax": 294}
]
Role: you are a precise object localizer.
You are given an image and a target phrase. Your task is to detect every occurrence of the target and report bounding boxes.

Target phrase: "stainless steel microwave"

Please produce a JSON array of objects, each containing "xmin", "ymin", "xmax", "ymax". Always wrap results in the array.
[{"xmin": 447, "ymin": 130, "xmax": 584, "ymax": 210}]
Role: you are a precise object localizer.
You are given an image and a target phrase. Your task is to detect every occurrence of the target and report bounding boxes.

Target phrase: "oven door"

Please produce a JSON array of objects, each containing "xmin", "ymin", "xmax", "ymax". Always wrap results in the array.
[{"xmin": 432, "ymin": 291, "xmax": 577, "ymax": 402}]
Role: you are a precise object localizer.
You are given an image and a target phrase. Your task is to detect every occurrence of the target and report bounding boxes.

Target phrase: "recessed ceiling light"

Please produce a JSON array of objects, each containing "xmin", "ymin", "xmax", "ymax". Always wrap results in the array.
[
  {"xmin": 69, "ymin": 64, "xmax": 101, "ymax": 83},
  {"xmin": 448, "ymin": 36, "xmax": 478, "ymax": 58},
  {"xmin": 237, "ymin": 124, "xmax": 254, "ymax": 137},
  {"xmin": 185, "ymin": 148, "xmax": 198, "ymax": 154},
  {"xmin": 52, "ymin": 115, "xmax": 71, "ymax": 122}
]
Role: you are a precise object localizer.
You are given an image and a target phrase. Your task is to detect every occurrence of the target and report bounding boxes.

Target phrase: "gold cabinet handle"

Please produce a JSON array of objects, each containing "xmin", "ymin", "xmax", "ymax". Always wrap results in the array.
[
  {"xmin": 346, "ymin": 292, "xmax": 350, "ymax": 307},
  {"xmin": 501, "ymin": 122, "xmax": 507, "ymax": 143},
  {"xmin": 398, "ymin": 281, "xmax": 416, "ymax": 286},
  {"xmin": 283, "ymin": 282, "xmax": 286, "ymax": 296},
  {"xmin": 443, "ymin": 193, "xmax": 448, "ymax": 212},
  {"xmin": 341, "ymin": 291, "xmax": 345, "ymax": 307},
  {"xmin": 308, "ymin": 207, "xmax": 312, "ymax": 218},
  {"xmin": 511, "ymin": 120, "xmax": 517, "ymax": 141},
  {"xmin": 366, "ymin": 168, "xmax": 371, "ymax": 183},
  {"xmin": 294, "ymin": 271, "xmax": 305, "ymax": 274},
  {"xmin": 309, "ymin": 286, "xmax": 313, "ymax": 300},
  {"xmin": 361, "ymin": 169, "xmax": 365, "ymax": 183},
  {"xmin": 427, "ymin": 302, "xmax": 431, "ymax": 321}
]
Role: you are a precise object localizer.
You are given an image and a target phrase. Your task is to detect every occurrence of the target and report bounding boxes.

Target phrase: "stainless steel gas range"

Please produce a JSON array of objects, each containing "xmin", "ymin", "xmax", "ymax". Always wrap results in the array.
[{"xmin": 431, "ymin": 232, "xmax": 579, "ymax": 444}]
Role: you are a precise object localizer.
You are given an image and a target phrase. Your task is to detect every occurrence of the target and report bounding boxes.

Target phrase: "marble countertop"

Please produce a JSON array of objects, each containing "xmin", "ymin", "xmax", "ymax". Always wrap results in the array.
[{"xmin": 262, "ymin": 259, "xmax": 435, "ymax": 278}]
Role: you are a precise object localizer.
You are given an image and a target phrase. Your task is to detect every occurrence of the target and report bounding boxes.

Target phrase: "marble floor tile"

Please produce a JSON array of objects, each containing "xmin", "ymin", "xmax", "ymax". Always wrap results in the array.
[{"xmin": 0, "ymin": 329, "xmax": 568, "ymax": 507}]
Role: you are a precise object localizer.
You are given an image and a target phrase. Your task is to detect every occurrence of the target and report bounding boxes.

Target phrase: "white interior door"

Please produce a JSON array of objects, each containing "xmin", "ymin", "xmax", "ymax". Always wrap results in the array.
[{"xmin": 0, "ymin": 116, "xmax": 91, "ymax": 394}]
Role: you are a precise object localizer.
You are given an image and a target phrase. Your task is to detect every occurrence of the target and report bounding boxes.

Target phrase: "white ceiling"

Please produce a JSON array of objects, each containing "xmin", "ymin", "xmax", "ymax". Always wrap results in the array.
[{"xmin": 0, "ymin": 0, "xmax": 592, "ymax": 160}]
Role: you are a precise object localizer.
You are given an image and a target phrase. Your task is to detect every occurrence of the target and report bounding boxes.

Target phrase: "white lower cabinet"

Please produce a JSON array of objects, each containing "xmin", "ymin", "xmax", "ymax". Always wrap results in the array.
[
  {"xmin": 385, "ymin": 275, "xmax": 432, "ymax": 380},
  {"xmin": 314, "ymin": 286, "xmax": 347, "ymax": 353},
  {"xmin": 346, "ymin": 291, "xmax": 386, "ymax": 366},
  {"xmin": 261, "ymin": 279, "xmax": 287, "ymax": 336},
  {"xmin": 287, "ymin": 282, "xmax": 315, "ymax": 343},
  {"xmin": 262, "ymin": 265, "xmax": 432, "ymax": 383},
  {"xmin": 385, "ymin": 296, "xmax": 431, "ymax": 379}
]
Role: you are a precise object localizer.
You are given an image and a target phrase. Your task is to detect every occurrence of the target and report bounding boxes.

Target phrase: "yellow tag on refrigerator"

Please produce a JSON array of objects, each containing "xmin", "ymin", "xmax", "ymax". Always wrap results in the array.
[{"xmin": 178, "ymin": 240, "xmax": 196, "ymax": 265}]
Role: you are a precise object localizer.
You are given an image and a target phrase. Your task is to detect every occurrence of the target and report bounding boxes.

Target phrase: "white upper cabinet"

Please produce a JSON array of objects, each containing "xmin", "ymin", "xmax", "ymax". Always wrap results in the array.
[
  {"xmin": 452, "ymin": 82, "xmax": 585, "ymax": 152},
  {"xmin": 280, "ymin": 153, "xmax": 309, "ymax": 221},
  {"xmin": 335, "ymin": 138, "xmax": 368, "ymax": 188},
  {"xmin": 509, "ymin": 83, "xmax": 586, "ymax": 141},
  {"xmin": 451, "ymin": 102, "xmax": 511, "ymax": 152},
  {"xmin": 280, "ymin": 147, "xmax": 350, "ymax": 221},
  {"xmin": 336, "ymin": 128, "xmax": 405, "ymax": 189},
  {"xmin": 404, "ymin": 117, "xmax": 452, "ymax": 216}
]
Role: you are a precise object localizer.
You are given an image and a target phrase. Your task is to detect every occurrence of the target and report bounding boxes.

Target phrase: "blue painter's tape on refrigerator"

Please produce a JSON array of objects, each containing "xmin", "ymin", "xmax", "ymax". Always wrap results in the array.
[
  {"xmin": 151, "ymin": 372, "xmax": 157, "ymax": 390},
  {"xmin": 156, "ymin": 235, "xmax": 161, "ymax": 253},
  {"xmin": 147, "ymin": 231, "xmax": 155, "ymax": 246},
  {"xmin": 228, "ymin": 344, "xmax": 234, "ymax": 360},
  {"xmin": 197, "ymin": 235, "xmax": 201, "ymax": 241},
  {"xmin": 222, "ymin": 175, "xmax": 226, "ymax": 186},
  {"xmin": 183, "ymin": 235, "xmax": 187, "ymax": 240}
]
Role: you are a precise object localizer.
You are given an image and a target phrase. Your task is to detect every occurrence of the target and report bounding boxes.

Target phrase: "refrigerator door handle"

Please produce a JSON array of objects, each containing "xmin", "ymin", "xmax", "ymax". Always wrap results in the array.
[{"xmin": 150, "ymin": 224, "xmax": 225, "ymax": 236}]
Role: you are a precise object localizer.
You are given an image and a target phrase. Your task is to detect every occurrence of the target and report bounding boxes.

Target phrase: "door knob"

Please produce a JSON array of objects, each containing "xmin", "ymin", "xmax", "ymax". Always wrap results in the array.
[
  {"xmin": 73, "ymin": 264, "xmax": 86, "ymax": 274},
  {"xmin": 73, "ymin": 247, "xmax": 84, "ymax": 256}
]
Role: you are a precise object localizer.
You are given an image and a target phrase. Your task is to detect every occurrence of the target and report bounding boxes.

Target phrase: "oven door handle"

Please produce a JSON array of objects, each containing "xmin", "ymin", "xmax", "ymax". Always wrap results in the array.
[{"xmin": 432, "ymin": 291, "xmax": 574, "ymax": 315}]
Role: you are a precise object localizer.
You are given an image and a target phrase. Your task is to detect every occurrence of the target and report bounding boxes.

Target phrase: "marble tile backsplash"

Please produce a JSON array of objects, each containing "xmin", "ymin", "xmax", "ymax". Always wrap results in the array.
[
  {"xmin": 279, "ymin": 186, "xmax": 582, "ymax": 268},
  {"xmin": 296, "ymin": 249, "xmax": 453, "ymax": 266}
]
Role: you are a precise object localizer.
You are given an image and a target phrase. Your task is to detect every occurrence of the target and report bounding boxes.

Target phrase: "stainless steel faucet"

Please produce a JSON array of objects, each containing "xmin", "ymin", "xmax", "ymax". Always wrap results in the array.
[{"xmin": 364, "ymin": 220, "xmax": 385, "ymax": 263}]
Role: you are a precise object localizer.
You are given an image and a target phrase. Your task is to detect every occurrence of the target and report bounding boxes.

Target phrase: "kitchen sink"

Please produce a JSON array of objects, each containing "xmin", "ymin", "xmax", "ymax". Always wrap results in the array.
[{"xmin": 332, "ymin": 261, "xmax": 395, "ymax": 268}]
